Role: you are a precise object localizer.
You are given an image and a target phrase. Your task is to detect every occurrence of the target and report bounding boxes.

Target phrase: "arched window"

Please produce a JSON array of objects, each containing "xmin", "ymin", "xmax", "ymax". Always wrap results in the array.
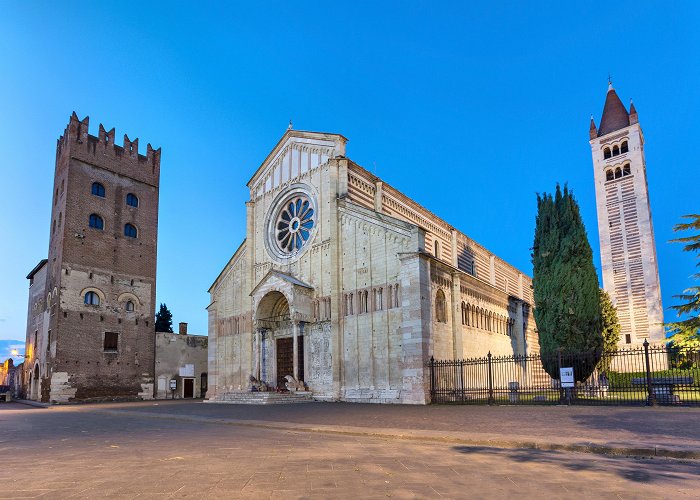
[
  {"xmin": 623, "ymin": 164, "xmax": 631, "ymax": 176},
  {"xmin": 84, "ymin": 291, "xmax": 100, "ymax": 306},
  {"xmin": 614, "ymin": 167, "xmax": 622, "ymax": 179},
  {"xmin": 606, "ymin": 170, "xmax": 614, "ymax": 181},
  {"xmin": 89, "ymin": 214, "xmax": 104, "ymax": 230},
  {"xmin": 126, "ymin": 193, "xmax": 139, "ymax": 207},
  {"xmin": 612, "ymin": 145, "xmax": 620, "ymax": 156},
  {"xmin": 435, "ymin": 290, "xmax": 447, "ymax": 323},
  {"xmin": 91, "ymin": 182, "xmax": 105, "ymax": 197},
  {"xmin": 461, "ymin": 302, "xmax": 467, "ymax": 325},
  {"xmin": 434, "ymin": 240, "xmax": 440, "ymax": 259},
  {"xmin": 621, "ymin": 141, "xmax": 628, "ymax": 154},
  {"xmin": 125, "ymin": 300, "xmax": 134, "ymax": 312},
  {"xmin": 124, "ymin": 223, "xmax": 138, "ymax": 238},
  {"xmin": 603, "ymin": 148, "xmax": 611, "ymax": 159}
]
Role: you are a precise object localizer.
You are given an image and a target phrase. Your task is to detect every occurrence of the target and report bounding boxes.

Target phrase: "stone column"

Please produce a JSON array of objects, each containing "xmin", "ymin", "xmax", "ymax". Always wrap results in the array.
[
  {"xmin": 451, "ymin": 272, "xmax": 463, "ymax": 359},
  {"xmin": 374, "ymin": 181, "xmax": 383, "ymax": 213},
  {"xmin": 292, "ymin": 322, "xmax": 299, "ymax": 380},
  {"xmin": 515, "ymin": 301, "xmax": 525, "ymax": 356},
  {"xmin": 253, "ymin": 328, "xmax": 262, "ymax": 380}
]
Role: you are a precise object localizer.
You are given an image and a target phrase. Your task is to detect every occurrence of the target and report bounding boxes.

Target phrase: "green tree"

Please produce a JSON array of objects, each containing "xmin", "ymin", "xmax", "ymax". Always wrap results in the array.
[
  {"xmin": 532, "ymin": 185, "xmax": 603, "ymax": 381},
  {"xmin": 598, "ymin": 289, "xmax": 621, "ymax": 372},
  {"xmin": 666, "ymin": 214, "xmax": 700, "ymax": 350},
  {"xmin": 155, "ymin": 303, "xmax": 174, "ymax": 333}
]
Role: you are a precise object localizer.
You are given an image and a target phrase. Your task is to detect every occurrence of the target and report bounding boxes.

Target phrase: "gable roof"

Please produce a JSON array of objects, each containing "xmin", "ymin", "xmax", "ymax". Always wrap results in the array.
[
  {"xmin": 249, "ymin": 269, "xmax": 313, "ymax": 297},
  {"xmin": 246, "ymin": 129, "xmax": 347, "ymax": 188}
]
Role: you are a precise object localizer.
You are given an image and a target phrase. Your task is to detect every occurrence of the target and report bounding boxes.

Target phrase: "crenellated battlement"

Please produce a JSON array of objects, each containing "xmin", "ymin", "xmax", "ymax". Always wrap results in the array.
[{"xmin": 56, "ymin": 112, "xmax": 161, "ymax": 187}]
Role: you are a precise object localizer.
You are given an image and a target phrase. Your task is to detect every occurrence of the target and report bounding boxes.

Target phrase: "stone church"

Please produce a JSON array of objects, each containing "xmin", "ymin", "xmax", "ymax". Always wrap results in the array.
[{"xmin": 207, "ymin": 129, "xmax": 537, "ymax": 404}]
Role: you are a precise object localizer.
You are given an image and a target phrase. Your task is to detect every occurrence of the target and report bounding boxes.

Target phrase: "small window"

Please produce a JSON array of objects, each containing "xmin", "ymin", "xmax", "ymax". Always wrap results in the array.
[
  {"xmin": 625, "ymin": 334, "xmax": 631, "ymax": 344},
  {"xmin": 614, "ymin": 167, "xmax": 622, "ymax": 179},
  {"xmin": 124, "ymin": 223, "xmax": 137, "ymax": 238},
  {"xmin": 434, "ymin": 240, "xmax": 440, "ymax": 259},
  {"xmin": 606, "ymin": 170, "xmax": 614, "ymax": 181},
  {"xmin": 603, "ymin": 148, "xmax": 611, "ymax": 159},
  {"xmin": 125, "ymin": 300, "xmax": 134, "ymax": 312},
  {"xmin": 89, "ymin": 214, "xmax": 104, "ymax": 230},
  {"xmin": 104, "ymin": 332, "xmax": 118, "ymax": 352},
  {"xmin": 612, "ymin": 145, "xmax": 620, "ymax": 156},
  {"xmin": 126, "ymin": 193, "xmax": 139, "ymax": 207},
  {"xmin": 621, "ymin": 141, "xmax": 628, "ymax": 154},
  {"xmin": 84, "ymin": 291, "xmax": 100, "ymax": 306},
  {"xmin": 91, "ymin": 182, "xmax": 105, "ymax": 197},
  {"xmin": 623, "ymin": 164, "xmax": 631, "ymax": 176}
]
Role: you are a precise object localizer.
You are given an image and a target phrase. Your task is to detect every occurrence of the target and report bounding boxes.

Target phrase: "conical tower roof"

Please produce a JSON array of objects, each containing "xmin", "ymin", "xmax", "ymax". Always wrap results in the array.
[{"xmin": 598, "ymin": 83, "xmax": 629, "ymax": 136}]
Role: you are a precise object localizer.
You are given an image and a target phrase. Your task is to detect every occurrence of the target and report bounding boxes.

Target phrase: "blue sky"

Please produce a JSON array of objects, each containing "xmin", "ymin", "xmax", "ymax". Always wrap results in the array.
[{"xmin": 1, "ymin": 2, "xmax": 698, "ymax": 342}]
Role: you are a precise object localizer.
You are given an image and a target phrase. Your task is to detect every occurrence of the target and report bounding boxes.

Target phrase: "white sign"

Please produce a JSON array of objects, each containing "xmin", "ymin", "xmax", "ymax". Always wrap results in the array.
[
  {"xmin": 179, "ymin": 364, "xmax": 194, "ymax": 377},
  {"xmin": 560, "ymin": 367, "xmax": 575, "ymax": 388},
  {"xmin": 169, "ymin": 379, "xmax": 177, "ymax": 390}
]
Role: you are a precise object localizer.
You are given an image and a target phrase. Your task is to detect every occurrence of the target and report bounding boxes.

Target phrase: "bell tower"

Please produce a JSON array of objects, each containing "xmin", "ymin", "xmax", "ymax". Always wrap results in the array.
[{"xmin": 589, "ymin": 83, "xmax": 664, "ymax": 345}]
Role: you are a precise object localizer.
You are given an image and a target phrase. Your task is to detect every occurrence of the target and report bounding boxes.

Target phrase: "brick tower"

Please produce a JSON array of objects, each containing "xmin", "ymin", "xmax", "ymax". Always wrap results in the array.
[
  {"xmin": 24, "ymin": 112, "xmax": 161, "ymax": 402},
  {"xmin": 589, "ymin": 84, "xmax": 664, "ymax": 345}
]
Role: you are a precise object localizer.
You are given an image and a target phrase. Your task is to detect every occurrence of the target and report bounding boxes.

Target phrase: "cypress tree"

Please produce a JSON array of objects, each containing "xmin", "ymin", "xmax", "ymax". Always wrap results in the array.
[
  {"xmin": 599, "ymin": 289, "xmax": 621, "ymax": 372},
  {"xmin": 532, "ymin": 185, "xmax": 603, "ymax": 381},
  {"xmin": 155, "ymin": 303, "xmax": 174, "ymax": 333}
]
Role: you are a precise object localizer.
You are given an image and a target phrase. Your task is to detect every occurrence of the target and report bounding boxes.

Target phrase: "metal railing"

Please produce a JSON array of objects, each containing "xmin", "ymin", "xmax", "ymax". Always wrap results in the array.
[{"xmin": 429, "ymin": 340, "xmax": 700, "ymax": 406}]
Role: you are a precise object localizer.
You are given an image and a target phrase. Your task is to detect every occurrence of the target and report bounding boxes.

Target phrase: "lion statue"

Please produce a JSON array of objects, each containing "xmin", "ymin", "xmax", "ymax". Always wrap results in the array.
[{"xmin": 284, "ymin": 375, "xmax": 305, "ymax": 392}]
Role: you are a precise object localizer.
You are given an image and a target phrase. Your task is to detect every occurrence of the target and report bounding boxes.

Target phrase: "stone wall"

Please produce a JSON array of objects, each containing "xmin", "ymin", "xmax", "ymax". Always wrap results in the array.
[{"xmin": 155, "ymin": 332, "xmax": 208, "ymax": 399}]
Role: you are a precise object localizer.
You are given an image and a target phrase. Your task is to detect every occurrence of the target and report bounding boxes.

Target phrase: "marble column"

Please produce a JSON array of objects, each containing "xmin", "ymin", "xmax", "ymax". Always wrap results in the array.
[{"xmin": 292, "ymin": 322, "xmax": 299, "ymax": 380}]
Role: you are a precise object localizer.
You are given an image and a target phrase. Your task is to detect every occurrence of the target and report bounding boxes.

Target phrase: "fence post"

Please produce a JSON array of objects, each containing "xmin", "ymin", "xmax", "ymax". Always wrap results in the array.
[
  {"xmin": 429, "ymin": 356, "xmax": 435, "ymax": 402},
  {"xmin": 557, "ymin": 348, "xmax": 564, "ymax": 403},
  {"xmin": 643, "ymin": 340, "xmax": 655, "ymax": 406},
  {"xmin": 487, "ymin": 351, "xmax": 494, "ymax": 405}
]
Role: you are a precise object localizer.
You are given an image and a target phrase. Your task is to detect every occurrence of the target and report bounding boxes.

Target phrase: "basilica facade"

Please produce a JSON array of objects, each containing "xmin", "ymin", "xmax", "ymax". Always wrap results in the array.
[{"xmin": 207, "ymin": 130, "xmax": 537, "ymax": 404}]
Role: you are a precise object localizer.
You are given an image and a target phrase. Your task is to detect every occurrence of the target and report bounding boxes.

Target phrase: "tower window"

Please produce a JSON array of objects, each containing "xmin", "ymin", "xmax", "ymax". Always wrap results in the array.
[
  {"xmin": 89, "ymin": 214, "xmax": 104, "ymax": 230},
  {"xmin": 91, "ymin": 182, "xmax": 105, "ymax": 197},
  {"xmin": 623, "ymin": 164, "xmax": 631, "ymax": 176},
  {"xmin": 125, "ymin": 300, "xmax": 135, "ymax": 312},
  {"xmin": 126, "ymin": 193, "xmax": 139, "ymax": 207},
  {"xmin": 434, "ymin": 240, "xmax": 440, "ymax": 259},
  {"xmin": 124, "ymin": 223, "xmax": 138, "ymax": 238},
  {"xmin": 614, "ymin": 167, "xmax": 622, "ymax": 179},
  {"xmin": 104, "ymin": 332, "xmax": 118, "ymax": 352},
  {"xmin": 612, "ymin": 145, "xmax": 620, "ymax": 156},
  {"xmin": 84, "ymin": 291, "xmax": 100, "ymax": 306},
  {"xmin": 621, "ymin": 141, "xmax": 628, "ymax": 154},
  {"xmin": 603, "ymin": 147, "xmax": 611, "ymax": 159},
  {"xmin": 606, "ymin": 170, "xmax": 614, "ymax": 181}
]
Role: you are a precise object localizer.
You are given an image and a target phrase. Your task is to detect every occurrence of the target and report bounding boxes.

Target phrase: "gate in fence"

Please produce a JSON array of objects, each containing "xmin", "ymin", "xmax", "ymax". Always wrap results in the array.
[{"xmin": 429, "ymin": 340, "xmax": 700, "ymax": 406}]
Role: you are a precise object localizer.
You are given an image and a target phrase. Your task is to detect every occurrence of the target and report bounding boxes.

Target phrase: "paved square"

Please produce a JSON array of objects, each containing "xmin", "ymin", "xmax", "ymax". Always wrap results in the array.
[{"xmin": 1, "ymin": 402, "xmax": 699, "ymax": 498}]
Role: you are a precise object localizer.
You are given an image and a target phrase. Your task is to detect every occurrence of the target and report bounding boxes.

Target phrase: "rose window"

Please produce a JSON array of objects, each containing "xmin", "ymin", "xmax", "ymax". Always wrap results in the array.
[{"xmin": 274, "ymin": 195, "xmax": 315, "ymax": 253}]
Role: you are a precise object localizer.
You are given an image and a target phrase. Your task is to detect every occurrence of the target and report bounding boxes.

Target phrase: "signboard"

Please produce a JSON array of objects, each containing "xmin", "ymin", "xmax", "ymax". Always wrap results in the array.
[
  {"xmin": 169, "ymin": 379, "xmax": 177, "ymax": 390},
  {"xmin": 560, "ymin": 367, "xmax": 575, "ymax": 388},
  {"xmin": 179, "ymin": 364, "xmax": 194, "ymax": 377}
]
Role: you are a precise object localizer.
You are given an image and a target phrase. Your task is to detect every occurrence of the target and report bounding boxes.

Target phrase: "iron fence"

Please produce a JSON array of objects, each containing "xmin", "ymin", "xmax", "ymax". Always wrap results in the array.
[{"xmin": 429, "ymin": 340, "xmax": 700, "ymax": 406}]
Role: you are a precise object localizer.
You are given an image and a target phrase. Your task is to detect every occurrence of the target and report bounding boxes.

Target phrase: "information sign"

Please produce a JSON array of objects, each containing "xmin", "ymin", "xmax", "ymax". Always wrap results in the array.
[{"xmin": 560, "ymin": 367, "xmax": 575, "ymax": 388}]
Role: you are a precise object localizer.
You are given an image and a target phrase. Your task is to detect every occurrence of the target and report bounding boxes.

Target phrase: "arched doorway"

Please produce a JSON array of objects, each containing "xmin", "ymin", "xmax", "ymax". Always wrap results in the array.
[
  {"xmin": 255, "ymin": 291, "xmax": 304, "ymax": 390},
  {"xmin": 31, "ymin": 364, "xmax": 40, "ymax": 400}
]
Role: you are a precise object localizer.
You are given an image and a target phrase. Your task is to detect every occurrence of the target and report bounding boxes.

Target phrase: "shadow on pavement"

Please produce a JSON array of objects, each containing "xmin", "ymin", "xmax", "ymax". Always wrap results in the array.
[{"xmin": 452, "ymin": 445, "xmax": 699, "ymax": 484}]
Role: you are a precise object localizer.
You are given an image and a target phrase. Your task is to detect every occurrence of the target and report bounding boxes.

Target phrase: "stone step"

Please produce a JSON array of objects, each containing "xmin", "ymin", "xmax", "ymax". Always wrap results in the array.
[{"xmin": 206, "ymin": 392, "xmax": 315, "ymax": 405}]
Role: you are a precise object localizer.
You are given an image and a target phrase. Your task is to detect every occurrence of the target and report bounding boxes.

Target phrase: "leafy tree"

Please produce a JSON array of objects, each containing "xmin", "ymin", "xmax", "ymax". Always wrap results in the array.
[
  {"xmin": 532, "ymin": 184, "xmax": 603, "ymax": 381},
  {"xmin": 155, "ymin": 303, "xmax": 174, "ymax": 333},
  {"xmin": 598, "ymin": 289, "xmax": 621, "ymax": 372},
  {"xmin": 666, "ymin": 214, "xmax": 700, "ymax": 350}
]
